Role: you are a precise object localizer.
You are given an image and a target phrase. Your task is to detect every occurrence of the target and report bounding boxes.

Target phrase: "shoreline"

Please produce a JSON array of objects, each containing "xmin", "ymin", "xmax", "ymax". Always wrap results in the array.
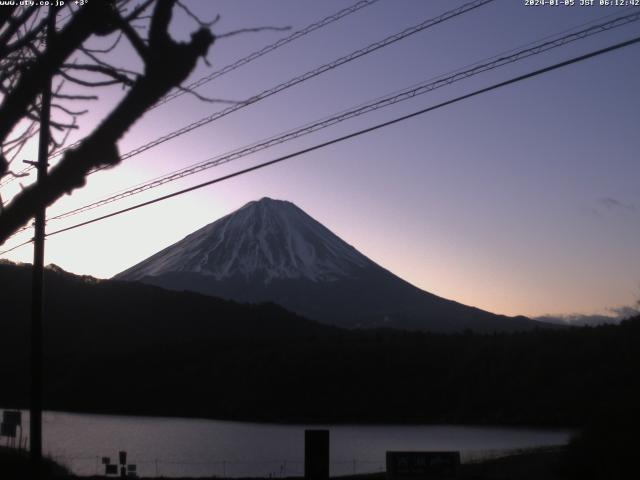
[
  {"xmin": 0, "ymin": 405, "xmax": 580, "ymax": 431},
  {"xmin": 2, "ymin": 445, "xmax": 569, "ymax": 479}
]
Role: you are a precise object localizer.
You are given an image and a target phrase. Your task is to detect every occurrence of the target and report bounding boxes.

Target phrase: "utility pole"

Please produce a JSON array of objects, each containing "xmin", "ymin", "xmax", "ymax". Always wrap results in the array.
[{"xmin": 30, "ymin": 6, "xmax": 55, "ymax": 477}]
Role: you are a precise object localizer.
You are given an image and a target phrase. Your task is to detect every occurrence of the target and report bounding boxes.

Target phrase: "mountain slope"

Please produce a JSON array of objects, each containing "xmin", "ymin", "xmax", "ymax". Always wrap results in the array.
[
  {"xmin": 116, "ymin": 197, "xmax": 542, "ymax": 333},
  {"xmin": 117, "ymin": 197, "xmax": 370, "ymax": 282}
]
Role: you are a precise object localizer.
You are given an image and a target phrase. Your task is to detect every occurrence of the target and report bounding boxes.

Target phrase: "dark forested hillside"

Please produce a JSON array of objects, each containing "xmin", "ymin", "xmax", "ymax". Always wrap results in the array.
[{"xmin": 1, "ymin": 261, "xmax": 638, "ymax": 426}]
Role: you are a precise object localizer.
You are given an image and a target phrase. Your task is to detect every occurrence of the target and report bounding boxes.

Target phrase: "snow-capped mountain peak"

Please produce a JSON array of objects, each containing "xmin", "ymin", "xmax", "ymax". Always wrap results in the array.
[
  {"xmin": 116, "ymin": 197, "xmax": 542, "ymax": 333},
  {"xmin": 117, "ymin": 197, "xmax": 372, "ymax": 283}
]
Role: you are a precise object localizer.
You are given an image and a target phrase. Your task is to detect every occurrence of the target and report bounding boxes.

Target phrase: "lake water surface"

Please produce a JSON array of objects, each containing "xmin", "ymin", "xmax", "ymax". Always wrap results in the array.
[{"xmin": 17, "ymin": 411, "xmax": 571, "ymax": 477}]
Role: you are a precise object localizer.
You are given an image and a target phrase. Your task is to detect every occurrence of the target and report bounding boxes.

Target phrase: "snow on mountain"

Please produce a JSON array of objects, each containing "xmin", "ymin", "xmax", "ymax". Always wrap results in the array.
[
  {"xmin": 116, "ymin": 197, "xmax": 543, "ymax": 333},
  {"xmin": 117, "ymin": 197, "xmax": 371, "ymax": 283}
]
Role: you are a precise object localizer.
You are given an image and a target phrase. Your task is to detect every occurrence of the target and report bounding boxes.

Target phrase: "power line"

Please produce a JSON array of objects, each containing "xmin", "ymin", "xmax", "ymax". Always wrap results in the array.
[
  {"xmin": 42, "ymin": 5, "xmax": 639, "ymax": 202},
  {"xmin": 38, "ymin": 35, "xmax": 640, "ymax": 241},
  {"xmin": 0, "ymin": 237, "xmax": 33, "ymax": 256},
  {"xmin": 1, "ymin": 12, "xmax": 638, "ymax": 251},
  {"xmin": 153, "ymin": 0, "xmax": 382, "ymax": 108},
  {"xmin": 50, "ymin": 0, "xmax": 495, "ymax": 173},
  {"xmin": 0, "ymin": 5, "xmax": 101, "ymax": 189},
  {"xmin": 0, "ymin": 0, "xmax": 382, "ymax": 188},
  {"xmin": 47, "ymin": 10, "xmax": 640, "ymax": 222}
]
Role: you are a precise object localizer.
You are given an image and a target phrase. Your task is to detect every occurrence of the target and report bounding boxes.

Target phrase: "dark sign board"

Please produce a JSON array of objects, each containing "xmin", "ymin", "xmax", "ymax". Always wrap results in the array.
[
  {"xmin": 1, "ymin": 422, "xmax": 17, "ymax": 438},
  {"xmin": 127, "ymin": 464, "xmax": 137, "ymax": 472},
  {"xmin": 386, "ymin": 451, "xmax": 460, "ymax": 480},
  {"xmin": 2, "ymin": 410, "xmax": 21, "ymax": 426},
  {"xmin": 305, "ymin": 429, "xmax": 329, "ymax": 480},
  {"xmin": 105, "ymin": 464, "xmax": 118, "ymax": 475},
  {"xmin": 119, "ymin": 451, "xmax": 127, "ymax": 465}
]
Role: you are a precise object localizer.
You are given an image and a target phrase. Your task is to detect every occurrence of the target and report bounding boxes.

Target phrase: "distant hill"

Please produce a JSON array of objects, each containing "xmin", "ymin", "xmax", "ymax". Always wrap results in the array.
[
  {"xmin": 1, "ymin": 261, "xmax": 638, "ymax": 426},
  {"xmin": 0, "ymin": 259, "xmax": 335, "ymax": 347},
  {"xmin": 116, "ymin": 197, "xmax": 544, "ymax": 333},
  {"xmin": 0, "ymin": 260, "xmax": 340, "ymax": 416}
]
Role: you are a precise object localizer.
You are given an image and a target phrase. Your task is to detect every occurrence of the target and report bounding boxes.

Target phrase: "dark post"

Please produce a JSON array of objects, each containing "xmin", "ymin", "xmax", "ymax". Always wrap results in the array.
[
  {"xmin": 119, "ymin": 451, "xmax": 127, "ymax": 478},
  {"xmin": 30, "ymin": 6, "xmax": 54, "ymax": 476},
  {"xmin": 305, "ymin": 429, "xmax": 329, "ymax": 480}
]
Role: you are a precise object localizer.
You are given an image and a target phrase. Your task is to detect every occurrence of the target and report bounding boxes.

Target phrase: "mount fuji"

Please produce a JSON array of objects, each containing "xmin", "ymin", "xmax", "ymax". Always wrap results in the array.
[{"xmin": 115, "ymin": 197, "xmax": 541, "ymax": 332}]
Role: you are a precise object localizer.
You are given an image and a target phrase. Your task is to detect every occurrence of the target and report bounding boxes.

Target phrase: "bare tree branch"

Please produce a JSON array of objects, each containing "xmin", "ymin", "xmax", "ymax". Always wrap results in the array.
[
  {"xmin": 79, "ymin": 46, "xmax": 140, "ymax": 78},
  {"xmin": 176, "ymin": 85, "xmax": 241, "ymax": 105},
  {"xmin": 52, "ymin": 93, "xmax": 99, "ymax": 101},
  {"xmin": 0, "ymin": 5, "xmax": 18, "ymax": 30},
  {"xmin": 0, "ymin": 12, "xmax": 48, "ymax": 58},
  {"xmin": 176, "ymin": 1, "xmax": 220, "ymax": 28},
  {"xmin": 51, "ymin": 104, "xmax": 88, "ymax": 116},
  {"xmin": 216, "ymin": 26, "xmax": 291, "ymax": 40},
  {"xmin": 123, "ymin": 0, "xmax": 156, "ymax": 22},
  {"xmin": 0, "ymin": 7, "xmax": 37, "ymax": 55},
  {"xmin": 61, "ymin": 63, "xmax": 137, "ymax": 86},
  {"xmin": 0, "ymin": 0, "xmax": 215, "ymax": 244},
  {"xmin": 59, "ymin": 69, "xmax": 126, "ymax": 88},
  {"xmin": 116, "ymin": 13, "xmax": 149, "ymax": 60},
  {"xmin": 0, "ymin": 3, "xmax": 118, "ymax": 142},
  {"xmin": 82, "ymin": 31, "xmax": 123, "ymax": 54}
]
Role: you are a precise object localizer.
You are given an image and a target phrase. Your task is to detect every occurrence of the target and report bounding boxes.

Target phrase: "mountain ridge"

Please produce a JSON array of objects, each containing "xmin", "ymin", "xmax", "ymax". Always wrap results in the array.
[
  {"xmin": 117, "ymin": 197, "xmax": 372, "ymax": 283},
  {"xmin": 116, "ymin": 197, "xmax": 544, "ymax": 333}
]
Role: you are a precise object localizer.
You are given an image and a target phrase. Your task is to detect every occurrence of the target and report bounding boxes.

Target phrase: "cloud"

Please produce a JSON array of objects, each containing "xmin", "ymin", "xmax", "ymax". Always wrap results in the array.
[
  {"xmin": 597, "ymin": 197, "xmax": 636, "ymax": 213},
  {"xmin": 536, "ymin": 305, "xmax": 639, "ymax": 327},
  {"xmin": 609, "ymin": 305, "xmax": 640, "ymax": 318}
]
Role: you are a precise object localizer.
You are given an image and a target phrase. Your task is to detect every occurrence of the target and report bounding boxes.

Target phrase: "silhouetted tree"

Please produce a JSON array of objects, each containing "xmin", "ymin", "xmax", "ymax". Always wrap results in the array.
[{"xmin": 0, "ymin": 0, "xmax": 215, "ymax": 244}]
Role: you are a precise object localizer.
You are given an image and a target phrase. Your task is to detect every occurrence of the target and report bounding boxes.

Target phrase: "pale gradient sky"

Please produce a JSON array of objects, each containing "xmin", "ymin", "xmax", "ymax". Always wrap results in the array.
[{"xmin": 2, "ymin": 0, "xmax": 639, "ymax": 318}]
